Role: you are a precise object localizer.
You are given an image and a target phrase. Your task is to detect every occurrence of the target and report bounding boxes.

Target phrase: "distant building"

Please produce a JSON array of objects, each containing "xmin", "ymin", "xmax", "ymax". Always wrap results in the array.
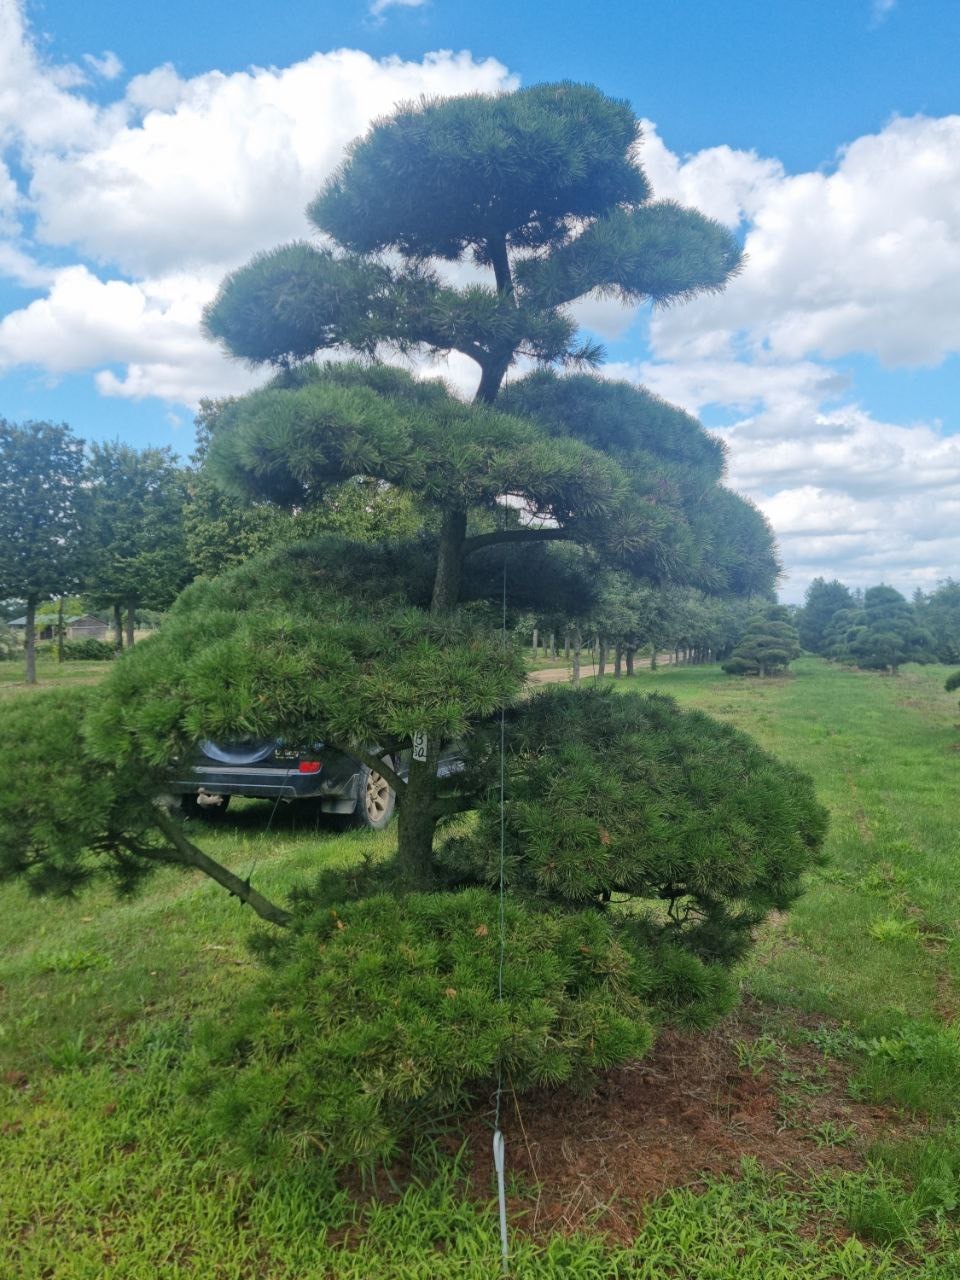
[{"xmin": 8, "ymin": 613, "xmax": 110, "ymax": 642}]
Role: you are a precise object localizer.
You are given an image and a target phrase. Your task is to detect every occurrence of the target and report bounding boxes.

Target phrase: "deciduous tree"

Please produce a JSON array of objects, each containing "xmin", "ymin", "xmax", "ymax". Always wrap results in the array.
[{"xmin": 0, "ymin": 420, "xmax": 89, "ymax": 683}]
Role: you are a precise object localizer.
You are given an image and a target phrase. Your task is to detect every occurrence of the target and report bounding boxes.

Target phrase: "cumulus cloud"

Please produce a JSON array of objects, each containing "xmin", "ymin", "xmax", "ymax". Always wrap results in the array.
[
  {"xmin": 613, "ymin": 358, "xmax": 960, "ymax": 599},
  {"xmin": 82, "ymin": 51, "xmax": 123, "ymax": 81},
  {"xmin": 651, "ymin": 114, "xmax": 960, "ymax": 369},
  {"xmin": 0, "ymin": 0, "xmax": 515, "ymax": 402}
]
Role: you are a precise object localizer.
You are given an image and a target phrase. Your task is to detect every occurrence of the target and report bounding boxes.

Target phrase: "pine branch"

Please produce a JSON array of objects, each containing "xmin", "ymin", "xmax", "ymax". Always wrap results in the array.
[
  {"xmin": 462, "ymin": 526, "xmax": 574, "ymax": 557},
  {"xmin": 325, "ymin": 742, "xmax": 407, "ymax": 794},
  {"xmin": 152, "ymin": 806, "xmax": 292, "ymax": 927}
]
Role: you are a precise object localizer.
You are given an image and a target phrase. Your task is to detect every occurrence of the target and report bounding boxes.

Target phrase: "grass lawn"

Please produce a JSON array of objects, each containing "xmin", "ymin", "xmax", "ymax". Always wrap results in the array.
[{"xmin": 5, "ymin": 657, "xmax": 960, "ymax": 1275}]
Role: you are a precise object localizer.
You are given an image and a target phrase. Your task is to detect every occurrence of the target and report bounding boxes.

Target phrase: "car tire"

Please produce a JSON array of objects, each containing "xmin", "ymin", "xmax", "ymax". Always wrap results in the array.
[
  {"xmin": 354, "ymin": 762, "xmax": 395, "ymax": 830},
  {"xmin": 180, "ymin": 792, "xmax": 231, "ymax": 822}
]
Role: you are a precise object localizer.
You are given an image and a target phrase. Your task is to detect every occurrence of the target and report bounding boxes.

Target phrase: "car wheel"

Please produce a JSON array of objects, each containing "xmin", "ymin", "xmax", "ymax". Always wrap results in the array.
[
  {"xmin": 180, "ymin": 792, "xmax": 231, "ymax": 822},
  {"xmin": 355, "ymin": 763, "xmax": 395, "ymax": 830}
]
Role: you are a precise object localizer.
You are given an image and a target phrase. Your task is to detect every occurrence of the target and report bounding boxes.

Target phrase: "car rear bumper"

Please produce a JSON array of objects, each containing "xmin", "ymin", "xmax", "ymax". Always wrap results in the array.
[{"xmin": 169, "ymin": 764, "xmax": 356, "ymax": 802}]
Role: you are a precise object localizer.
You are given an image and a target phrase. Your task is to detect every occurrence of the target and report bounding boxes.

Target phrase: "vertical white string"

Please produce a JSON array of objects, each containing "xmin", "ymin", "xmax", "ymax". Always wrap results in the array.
[{"xmin": 494, "ymin": 503, "xmax": 509, "ymax": 1275}]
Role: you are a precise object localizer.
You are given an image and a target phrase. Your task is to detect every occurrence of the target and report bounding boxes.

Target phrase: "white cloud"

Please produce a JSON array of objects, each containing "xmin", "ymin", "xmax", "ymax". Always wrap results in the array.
[
  {"xmin": 370, "ymin": 0, "xmax": 430, "ymax": 15},
  {"xmin": 82, "ymin": 51, "xmax": 123, "ymax": 81},
  {"xmin": 0, "ymin": 0, "xmax": 515, "ymax": 403},
  {"xmin": 29, "ymin": 49, "xmax": 516, "ymax": 277},
  {"xmin": 651, "ymin": 114, "xmax": 960, "ymax": 370}
]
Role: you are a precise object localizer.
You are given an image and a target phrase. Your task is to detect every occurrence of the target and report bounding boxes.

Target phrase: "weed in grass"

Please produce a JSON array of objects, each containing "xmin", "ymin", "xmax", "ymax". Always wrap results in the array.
[
  {"xmin": 44, "ymin": 1030, "xmax": 99, "ymax": 1071},
  {"xmin": 868, "ymin": 917, "xmax": 919, "ymax": 943},
  {"xmin": 734, "ymin": 1033, "xmax": 781, "ymax": 1076},
  {"xmin": 840, "ymin": 1175, "xmax": 920, "ymax": 1246},
  {"xmin": 811, "ymin": 1121, "xmax": 857, "ymax": 1148},
  {"xmin": 860, "ymin": 864, "xmax": 908, "ymax": 896},
  {"xmin": 797, "ymin": 1023, "xmax": 860, "ymax": 1060},
  {"xmin": 34, "ymin": 946, "xmax": 111, "ymax": 973}
]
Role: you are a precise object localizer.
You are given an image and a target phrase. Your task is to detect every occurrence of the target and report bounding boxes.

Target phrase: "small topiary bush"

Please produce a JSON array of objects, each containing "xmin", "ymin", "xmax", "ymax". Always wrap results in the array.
[
  {"xmin": 722, "ymin": 605, "xmax": 800, "ymax": 676},
  {"xmin": 63, "ymin": 637, "xmax": 115, "ymax": 661},
  {"xmin": 186, "ymin": 889, "xmax": 655, "ymax": 1170}
]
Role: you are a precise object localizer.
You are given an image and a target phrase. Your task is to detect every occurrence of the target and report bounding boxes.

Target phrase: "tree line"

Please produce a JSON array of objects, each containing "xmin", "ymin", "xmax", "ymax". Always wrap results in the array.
[
  {"xmin": 0, "ymin": 415, "xmax": 419, "ymax": 682},
  {"xmin": 797, "ymin": 576, "xmax": 959, "ymax": 675}
]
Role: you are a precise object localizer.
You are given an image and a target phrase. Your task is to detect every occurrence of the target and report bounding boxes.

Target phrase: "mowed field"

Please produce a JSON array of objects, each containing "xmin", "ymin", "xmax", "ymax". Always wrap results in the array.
[{"xmin": 4, "ymin": 656, "xmax": 960, "ymax": 1277}]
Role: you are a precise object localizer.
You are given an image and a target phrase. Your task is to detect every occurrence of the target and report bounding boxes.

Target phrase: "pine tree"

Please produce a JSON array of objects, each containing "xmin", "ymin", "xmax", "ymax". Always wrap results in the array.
[
  {"xmin": 3, "ymin": 84, "xmax": 829, "ymax": 1167},
  {"xmin": 113, "ymin": 82, "xmax": 773, "ymax": 883},
  {"xmin": 851, "ymin": 586, "xmax": 934, "ymax": 674},
  {"xmin": 798, "ymin": 577, "xmax": 854, "ymax": 654},
  {"xmin": 722, "ymin": 605, "xmax": 800, "ymax": 676}
]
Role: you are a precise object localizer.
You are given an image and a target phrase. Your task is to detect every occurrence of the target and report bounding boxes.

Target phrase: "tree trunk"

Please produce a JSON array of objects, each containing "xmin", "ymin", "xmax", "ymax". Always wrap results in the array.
[
  {"xmin": 125, "ymin": 595, "xmax": 136, "ymax": 648},
  {"xmin": 614, "ymin": 646, "xmax": 623, "ymax": 678},
  {"xmin": 56, "ymin": 596, "xmax": 65, "ymax": 664},
  {"xmin": 24, "ymin": 596, "xmax": 37, "ymax": 685},
  {"xmin": 396, "ymin": 741, "xmax": 443, "ymax": 889},
  {"xmin": 650, "ymin": 649, "xmax": 658, "ymax": 670},
  {"xmin": 113, "ymin": 603, "xmax": 123, "ymax": 651},
  {"xmin": 432, "ymin": 509, "xmax": 467, "ymax": 611},
  {"xmin": 549, "ymin": 631, "xmax": 557, "ymax": 660},
  {"xmin": 674, "ymin": 647, "xmax": 680, "ymax": 666},
  {"xmin": 400, "ymin": 504, "xmax": 470, "ymax": 885},
  {"xmin": 531, "ymin": 627, "xmax": 539, "ymax": 656},
  {"xmin": 598, "ymin": 639, "xmax": 607, "ymax": 678},
  {"xmin": 626, "ymin": 648, "xmax": 635, "ymax": 677},
  {"xmin": 563, "ymin": 631, "xmax": 570, "ymax": 660},
  {"xmin": 571, "ymin": 626, "xmax": 581, "ymax": 687}
]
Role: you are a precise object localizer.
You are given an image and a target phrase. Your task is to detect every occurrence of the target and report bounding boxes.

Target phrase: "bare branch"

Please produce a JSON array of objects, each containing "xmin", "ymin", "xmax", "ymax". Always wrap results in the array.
[{"xmin": 152, "ymin": 806, "xmax": 292, "ymax": 927}]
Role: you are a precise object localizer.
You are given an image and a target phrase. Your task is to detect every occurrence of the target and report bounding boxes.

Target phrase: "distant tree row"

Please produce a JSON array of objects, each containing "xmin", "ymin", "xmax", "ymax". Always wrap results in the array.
[
  {"xmin": 799, "ymin": 577, "xmax": 941, "ymax": 675},
  {"xmin": 0, "ymin": 415, "xmax": 421, "ymax": 683}
]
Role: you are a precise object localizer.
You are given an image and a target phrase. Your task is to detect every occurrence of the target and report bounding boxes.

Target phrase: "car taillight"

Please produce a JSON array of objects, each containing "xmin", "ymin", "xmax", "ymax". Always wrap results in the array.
[{"xmin": 298, "ymin": 760, "xmax": 322, "ymax": 774}]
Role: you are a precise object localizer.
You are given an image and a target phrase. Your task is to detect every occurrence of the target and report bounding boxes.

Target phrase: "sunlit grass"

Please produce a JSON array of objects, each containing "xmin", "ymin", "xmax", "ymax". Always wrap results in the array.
[{"xmin": 6, "ymin": 656, "xmax": 960, "ymax": 1275}]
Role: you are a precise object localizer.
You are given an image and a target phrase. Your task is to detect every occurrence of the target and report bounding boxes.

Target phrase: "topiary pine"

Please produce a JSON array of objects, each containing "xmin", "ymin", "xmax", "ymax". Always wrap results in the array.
[
  {"xmin": 4, "ymin": 84, "xmax": 827, "ymax": 1168},
  {"xmin": 722, "ymin": 605, "xmax": 801, "ymax": 677},
  {"xmin": 825, "ymin": 586, "xmax": 934, "ymax": 675},
  {"xmin": 441, "ymin": 685, "xmax": 827, "ymax": 973}
]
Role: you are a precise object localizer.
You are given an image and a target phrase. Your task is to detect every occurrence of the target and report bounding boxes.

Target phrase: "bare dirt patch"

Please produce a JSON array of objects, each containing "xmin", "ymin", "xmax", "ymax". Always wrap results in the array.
[{"xmin": 462, "ymin": 1002, "xmax": 915, "ymax": 1241}]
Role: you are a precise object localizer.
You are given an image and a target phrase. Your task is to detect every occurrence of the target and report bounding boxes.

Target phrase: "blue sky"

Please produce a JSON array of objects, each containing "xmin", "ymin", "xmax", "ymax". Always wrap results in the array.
[{"xmin": 2, "ymin": 0, "xmax": 960, "ymax": 598}]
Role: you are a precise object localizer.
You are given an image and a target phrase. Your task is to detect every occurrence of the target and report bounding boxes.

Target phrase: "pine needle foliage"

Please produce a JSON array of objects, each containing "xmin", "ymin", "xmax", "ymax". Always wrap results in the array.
[
  {"xmin": 0, "ymin": 688, "xmax": 174, "ymax": 899},
  {"xmin": 722, "ymin": 605, "xmax": 801, "ymax": 676},
  {"xmin": 443, "ymin": 686, "xmax": 827, "ymax": 971},
  {"xmin": 85, "ymin": 535, "xmax": 526, "ymax": 769},
  {"xmin": 825, "ymin": 587, "xmax": 935, "ymax": 675},
  {"xmin": 188, "ymin": 889, "xmax": 654, "ymax": 1171}
]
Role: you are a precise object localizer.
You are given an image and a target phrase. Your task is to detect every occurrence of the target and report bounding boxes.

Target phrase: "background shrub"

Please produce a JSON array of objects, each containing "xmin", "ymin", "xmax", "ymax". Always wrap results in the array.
[{"xmin": 62, "ymin": 637, "xmax": 115, "ymax": 661}]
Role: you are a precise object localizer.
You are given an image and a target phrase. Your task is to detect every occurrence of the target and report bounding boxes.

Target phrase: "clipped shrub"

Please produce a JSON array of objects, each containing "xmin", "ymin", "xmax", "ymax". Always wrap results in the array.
[
  {"xmin": 722, "ymin": 605, "xmax": 800, "ymax": 676},
  {"xmin": 63, "ymin": 637, "xmax": 115, "ymax": 661},
  {"xmin": 187, "ymin": 889, "xmax": 654, "ymax": 1170}
]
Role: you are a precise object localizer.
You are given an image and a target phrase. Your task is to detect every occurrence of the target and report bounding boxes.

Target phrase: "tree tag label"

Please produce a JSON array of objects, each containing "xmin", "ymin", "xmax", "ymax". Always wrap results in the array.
[{"xmin": 412, "ymin": 730, "xmax": 428, "ymax": 763}]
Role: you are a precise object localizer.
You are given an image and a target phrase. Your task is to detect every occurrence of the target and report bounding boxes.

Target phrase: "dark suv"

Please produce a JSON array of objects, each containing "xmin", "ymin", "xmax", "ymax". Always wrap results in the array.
[{"xmin": 170, "ymin": 739, "xmax": 397, "ymax": 829}]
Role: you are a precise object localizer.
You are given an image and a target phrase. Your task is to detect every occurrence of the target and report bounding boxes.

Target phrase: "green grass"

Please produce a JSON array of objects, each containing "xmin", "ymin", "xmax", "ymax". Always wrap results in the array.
[
  {"xmin": 6, "ymin": 656, "xmax": 960, "ymax": 1275},
  {"xmin": 0, "ymin": 655, "xmax": 110, "ymax": 695}
]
